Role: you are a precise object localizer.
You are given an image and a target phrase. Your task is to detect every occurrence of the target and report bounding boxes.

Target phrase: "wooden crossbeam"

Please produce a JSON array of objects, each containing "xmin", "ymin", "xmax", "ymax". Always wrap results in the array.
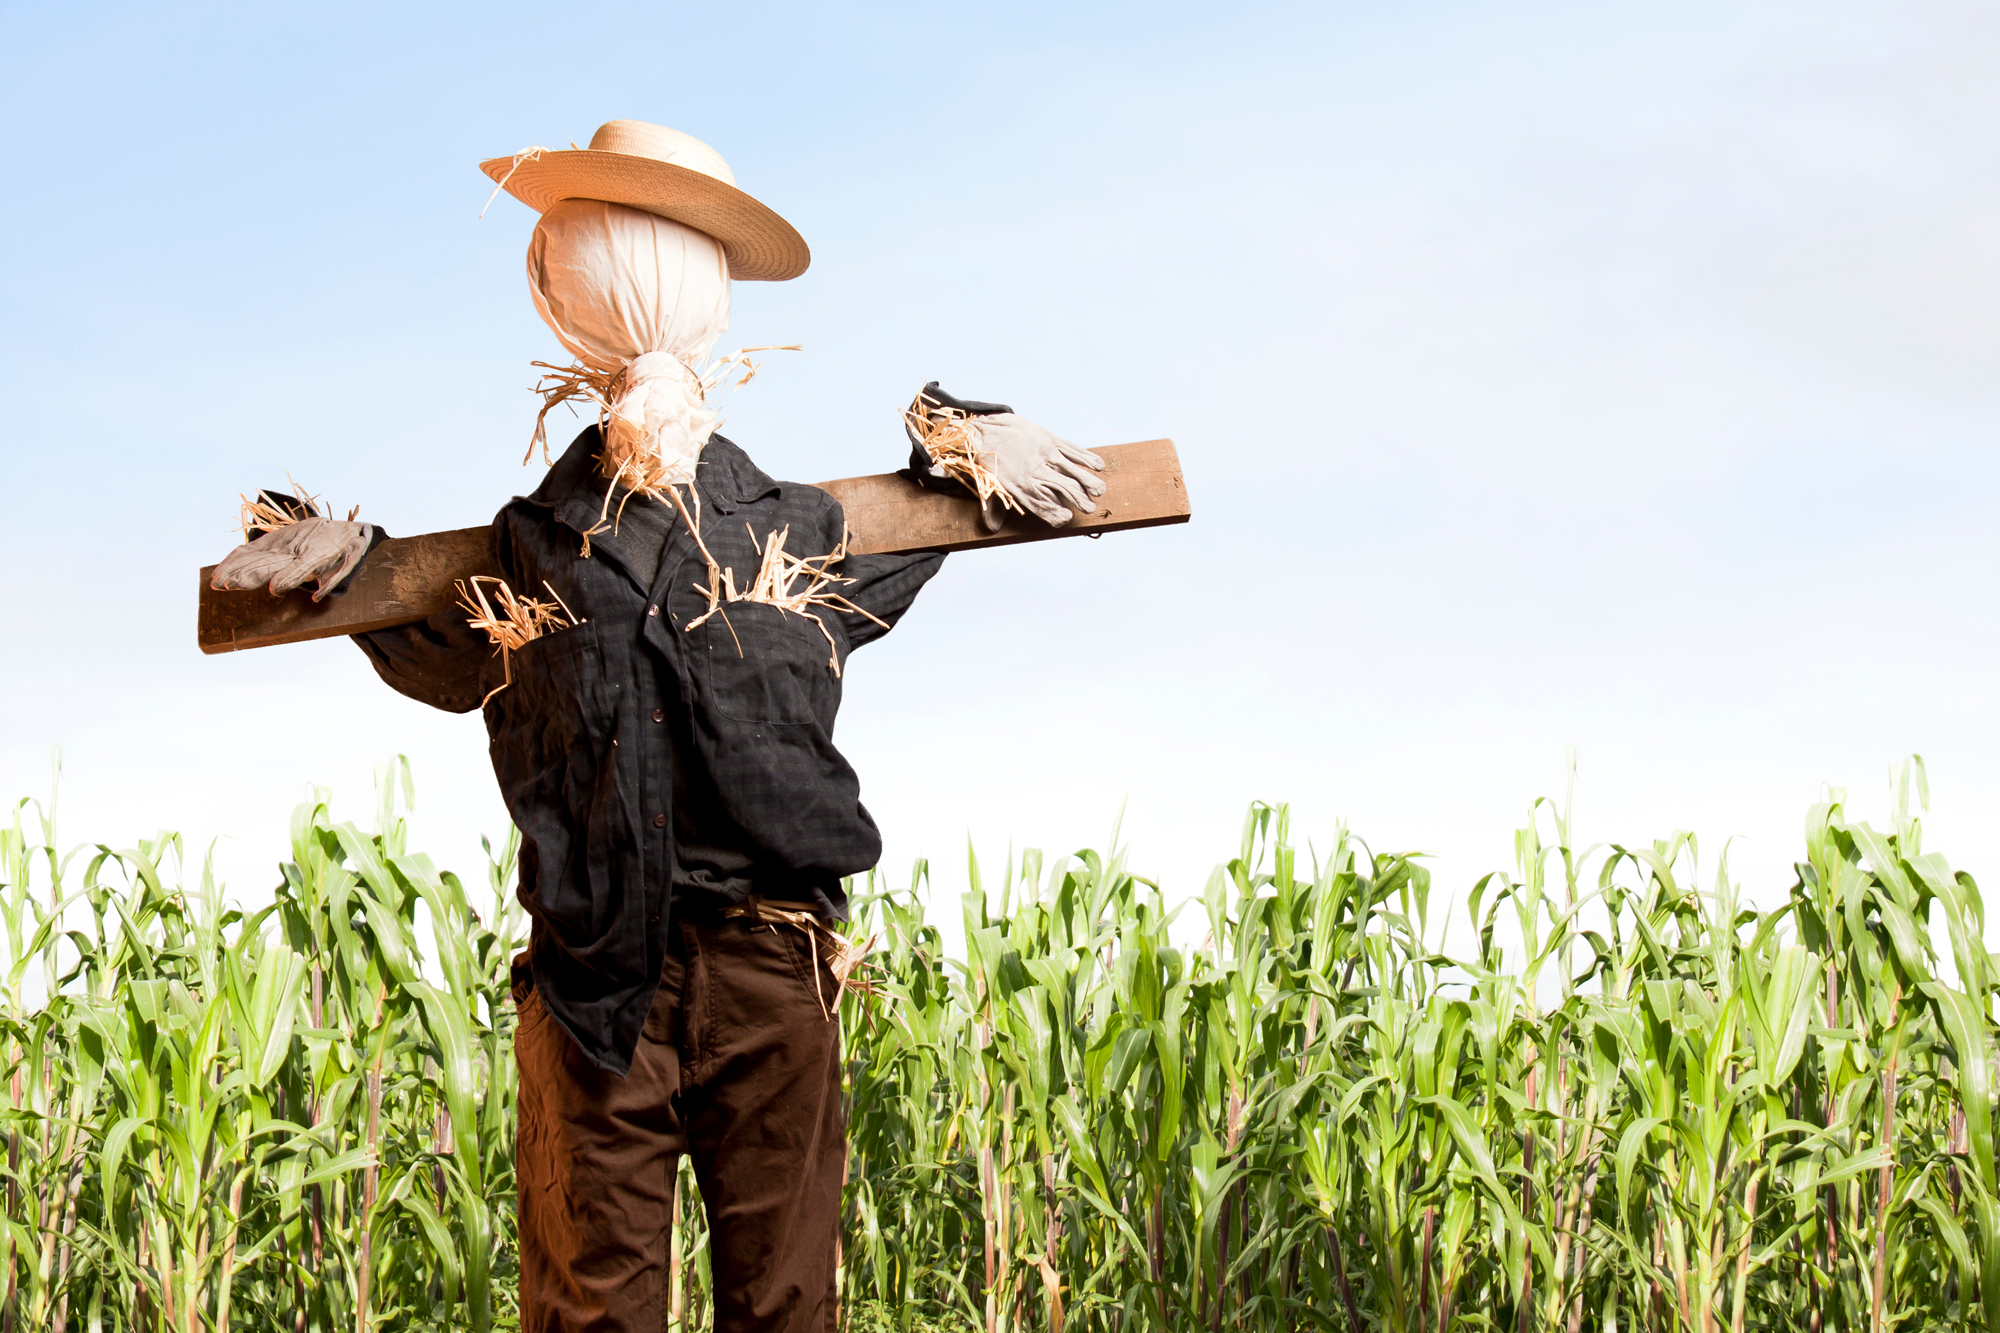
[{"xmin": 198, "ymin": 438, "xmax": 1188, "ymax": 654}]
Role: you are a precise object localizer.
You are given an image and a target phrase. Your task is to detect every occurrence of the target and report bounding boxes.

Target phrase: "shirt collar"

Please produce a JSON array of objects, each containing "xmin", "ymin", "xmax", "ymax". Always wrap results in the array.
[
  {"xmin": 523, "ymin": 425, "xmax": 784, "ymax": 596},
  {"xmin": 531, "ymin": 424, "xmax": 782, "ymax": 528}
]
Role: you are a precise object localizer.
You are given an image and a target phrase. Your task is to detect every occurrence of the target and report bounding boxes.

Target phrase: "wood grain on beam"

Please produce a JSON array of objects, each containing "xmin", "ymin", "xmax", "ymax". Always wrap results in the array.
[
  {"xmin": 198, "ymin": 438, "xmax": 1187, "ymax": 654},
  {"xmin": 828, "ymin": 437, "xmax": 1186, "ymax": 554}
]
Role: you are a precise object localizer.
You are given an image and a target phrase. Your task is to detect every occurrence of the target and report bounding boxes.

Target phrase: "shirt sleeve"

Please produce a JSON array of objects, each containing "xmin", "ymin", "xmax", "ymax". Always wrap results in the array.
[
  {"xmin": 349, "ymin": 523, "xmax": 505, "ymax": 713},
  {"xmin": 353, "ymin": 605, "xmax": 498, "ymax": 714},
  {"xmin": 836, "ymin": 549, "xmax": 946, "ymax": 651},
  {"xmin": 818, "ymin": 486, "xmax": 945, "ymax": 651}
]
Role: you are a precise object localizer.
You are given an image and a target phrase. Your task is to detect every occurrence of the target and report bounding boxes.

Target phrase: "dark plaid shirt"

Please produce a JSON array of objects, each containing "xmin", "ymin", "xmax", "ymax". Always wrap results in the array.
[{"xmin": 357, "ymin": 425, "xmax": 943, "ymax": 1073}]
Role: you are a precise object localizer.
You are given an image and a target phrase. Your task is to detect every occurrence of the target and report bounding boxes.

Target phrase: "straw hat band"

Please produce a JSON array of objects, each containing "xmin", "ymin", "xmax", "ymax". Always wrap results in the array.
[{"xmin": 480, "ymin": 120, "xmax": 808, "ymax": 282}]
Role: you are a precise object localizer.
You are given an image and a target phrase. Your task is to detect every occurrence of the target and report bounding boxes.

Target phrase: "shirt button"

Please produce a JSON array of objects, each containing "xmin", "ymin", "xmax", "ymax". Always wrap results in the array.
[
  {"xmin": 647, "ymin": 604, "xmax": 659, "ymax": 617},
  {"xmin": 651, "ymin": 708, "xmax": 665, "ymax": 723},
  {"xmin": 652, "ymin": 813, "xmax": 667, "ymax": 828}
]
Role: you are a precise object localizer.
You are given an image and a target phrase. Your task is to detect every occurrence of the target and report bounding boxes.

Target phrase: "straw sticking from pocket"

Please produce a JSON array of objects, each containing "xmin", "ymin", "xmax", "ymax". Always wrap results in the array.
[
  {"xmin": 681, "ymin": 523, "xmax": 887, "ymax": 676},
  {"xmin": 720, "ymin": 898, "xmax": 882, "ymax": 1021},
  {"xmin": 454, "ymin": 575, "xmax": 580, "ymax": 704}
]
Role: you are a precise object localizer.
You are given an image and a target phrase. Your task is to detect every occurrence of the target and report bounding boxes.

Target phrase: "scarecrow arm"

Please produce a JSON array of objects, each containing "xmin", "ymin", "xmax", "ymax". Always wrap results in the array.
[
  {"xmin": 796, "ymin": 487, "xmax": 947, "ymax": 653},
  {"xmin": 197, "ymin": 438, "xmax": 1188, "ymax": 654},
  {"xmin": 354, "ymin": 601, "xmax": 498, "ymax": 714},
  {"xmin": 352, "ymin": 512, "xmax": 551, "ymax": 712},
  {"xmin": 830, "ymin": 551, "xmax": 947, "ymax": 651}
]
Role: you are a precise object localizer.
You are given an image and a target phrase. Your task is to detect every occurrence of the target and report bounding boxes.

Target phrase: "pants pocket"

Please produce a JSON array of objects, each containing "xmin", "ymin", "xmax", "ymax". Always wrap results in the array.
[
  {"xmin": 514, "ymin": 986, "xmax": 552, "ymax": 1037},
  {"xmin": 776, "ymin": 922, "xmax": 845, "ymax": 1020}
]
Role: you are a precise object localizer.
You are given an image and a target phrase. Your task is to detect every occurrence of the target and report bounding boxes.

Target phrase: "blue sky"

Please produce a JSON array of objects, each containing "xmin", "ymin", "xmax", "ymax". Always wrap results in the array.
[{"xmin": 4, "ymin": 1, "xmax": 1997, "ymax": 948}]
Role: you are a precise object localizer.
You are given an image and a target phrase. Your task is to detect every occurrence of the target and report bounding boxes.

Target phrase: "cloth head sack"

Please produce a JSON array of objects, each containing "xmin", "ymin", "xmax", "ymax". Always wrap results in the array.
[{"xmin": 528, "ymin": 199, "xmax": 731, "ymax": 488}]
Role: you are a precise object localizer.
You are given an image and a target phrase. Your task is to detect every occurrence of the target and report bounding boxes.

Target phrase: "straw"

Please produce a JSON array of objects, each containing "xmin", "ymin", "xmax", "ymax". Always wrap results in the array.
[
  {"xmin": 661, "ymin": 482, "xmax": 742, "ymax": 657},
  {"xmin": 718, "ymin": 899, "xmax": 882, "ymax": 1019},
  {"xmin": 454, "ymin": 575, "xmax": 579, "ymax": 704},
  {"xmin": 525, "ymin": 360, "xmax": 622, "ymax": 468},
  {"xmin": 902, "ymin": 388, "xmax": 1017, "ymax": 514},
  {"xmin": 682, "ymin": 522, "xmax": 887, "ymax": 676},
  {"xmin": 524, "ymin": 345, "xmax": 803, "ymax": 546},
  {"xmin": 235, "ymin": 477, "xmax": 358, "ymax": 541}
]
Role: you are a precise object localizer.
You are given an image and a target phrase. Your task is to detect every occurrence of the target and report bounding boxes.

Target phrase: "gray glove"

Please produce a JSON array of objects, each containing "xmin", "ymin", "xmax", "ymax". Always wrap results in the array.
[
  {"xmin": 966, "ymin": 414, "xmax": 1107, "ymax": 528},
  {"xmin": 210, "ymin": 517, "xmax": 376, "ymax": 602}
]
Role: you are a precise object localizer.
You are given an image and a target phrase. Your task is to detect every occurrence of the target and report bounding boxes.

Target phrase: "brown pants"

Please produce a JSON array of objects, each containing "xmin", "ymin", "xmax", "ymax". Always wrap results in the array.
[{"xmin": 514, "ymin": 913, "xmax": 845, "ymax": 1333}]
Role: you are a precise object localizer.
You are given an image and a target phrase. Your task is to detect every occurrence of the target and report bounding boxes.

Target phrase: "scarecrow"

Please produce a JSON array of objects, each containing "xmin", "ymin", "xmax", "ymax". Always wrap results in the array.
[{"xmin": 208, "ymin": 121, "xmax": 1109, "ymax": 1333}]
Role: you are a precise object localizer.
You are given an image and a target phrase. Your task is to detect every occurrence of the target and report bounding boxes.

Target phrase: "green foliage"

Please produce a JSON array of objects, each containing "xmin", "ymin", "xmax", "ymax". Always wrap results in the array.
[
  {"xmin": 835, "ymin": 757, "xmax": 1999, "ymax": 1332},
  {"xmin": 0, "ymin": 760, "xmax": 524, "ymax": 1332},
  {"xmin": 1, "ymin": 755, "xmax": 1994, "ymax": 1332}
]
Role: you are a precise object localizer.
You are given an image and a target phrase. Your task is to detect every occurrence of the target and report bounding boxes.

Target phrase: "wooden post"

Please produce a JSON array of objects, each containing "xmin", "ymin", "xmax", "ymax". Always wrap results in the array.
[{"xmin": 197, "ymin": 439, "xmax": 1188, "ymax": 653}]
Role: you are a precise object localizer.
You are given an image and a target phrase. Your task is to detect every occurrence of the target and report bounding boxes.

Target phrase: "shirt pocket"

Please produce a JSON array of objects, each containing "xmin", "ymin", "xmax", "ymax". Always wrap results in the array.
[
  {"xmin": 493, "ymin": 620, "xmax": 613, "ymax": 738},
  {"xmin": 685, "ymin": 601, "xmax": 837, "ymax": 727}
]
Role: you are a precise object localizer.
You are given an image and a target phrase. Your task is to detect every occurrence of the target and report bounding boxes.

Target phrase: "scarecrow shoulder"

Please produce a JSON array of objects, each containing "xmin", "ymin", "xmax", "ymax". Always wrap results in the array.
[{"xmin": 773, "ymin": 479, "xmax": 848, "ymax": 545}]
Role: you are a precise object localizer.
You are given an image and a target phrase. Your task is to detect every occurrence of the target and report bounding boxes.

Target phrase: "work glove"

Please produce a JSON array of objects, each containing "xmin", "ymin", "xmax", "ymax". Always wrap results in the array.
[
  {"xmin": 903, "ymin": 381, "xmax": 1107, "ymax": 529},
  {"xmin": 963, "ymin": 413, "xmax": 1107, "ymax": 528},
  {"xmin": 210, "ymin": 490, "xmax": 379, "ymax": 602}
]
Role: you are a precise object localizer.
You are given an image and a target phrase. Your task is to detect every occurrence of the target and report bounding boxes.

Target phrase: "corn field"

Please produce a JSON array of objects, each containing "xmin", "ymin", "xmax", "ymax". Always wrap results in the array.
[
  {"xmin": 0, "ymin": 761, "xmax": 523, "ymax": 1332},
  {"xmin": 2, "ymin": 756, "xmax": 1996, "ymax": 1331}
]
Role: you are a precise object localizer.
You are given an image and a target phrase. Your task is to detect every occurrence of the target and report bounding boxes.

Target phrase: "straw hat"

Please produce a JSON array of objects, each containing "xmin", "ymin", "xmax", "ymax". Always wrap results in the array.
[{"xmin": 480, "ymin": 121, "xmax": 809, "ymax": 281}]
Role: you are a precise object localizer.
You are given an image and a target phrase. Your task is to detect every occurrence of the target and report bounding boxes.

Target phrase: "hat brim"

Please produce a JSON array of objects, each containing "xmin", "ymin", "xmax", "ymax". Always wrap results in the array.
[{"xmin": 479, "ymin": 150, "xmax": 810, "ymax": 282}]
